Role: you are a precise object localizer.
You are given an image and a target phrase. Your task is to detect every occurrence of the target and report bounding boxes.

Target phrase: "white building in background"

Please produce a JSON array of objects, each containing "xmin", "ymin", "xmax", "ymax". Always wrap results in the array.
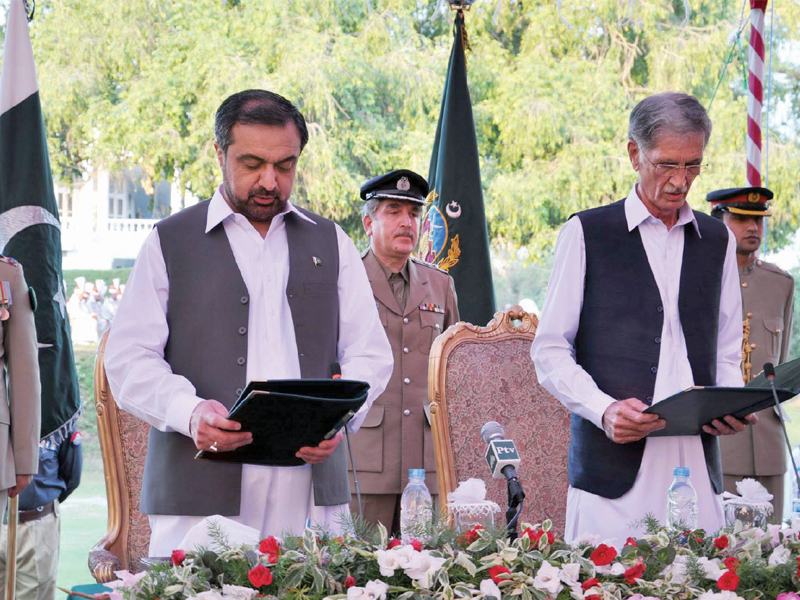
[{"xmin": 56, "ymin": 167, "xmax": 197, "ymax": 269}]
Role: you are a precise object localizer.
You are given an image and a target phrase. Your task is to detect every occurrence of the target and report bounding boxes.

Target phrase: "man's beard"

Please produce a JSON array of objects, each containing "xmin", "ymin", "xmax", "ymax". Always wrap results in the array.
[{"xmin": 223, "ymin": 178, "xmax": 288, "ymax": 223}]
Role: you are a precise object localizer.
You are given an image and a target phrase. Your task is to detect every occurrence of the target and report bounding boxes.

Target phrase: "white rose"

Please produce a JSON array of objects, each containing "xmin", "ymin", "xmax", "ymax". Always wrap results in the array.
[
  {"xmin": 697, "ymin": 557, "xmax": 725, "ymax": 581},
  {"xmin": 533, "ymin": 561, "xmax": 563, "ymax": 597},
  {"xmin": 479, "ymin": 578, "xmax": 502, "ymax": 599},
  {"xmin": 403, "ymin": 550, "xmax": 446, "ymax": 588},
  {"xmin": 375, "ymin": 545, "xmax": 416, "ymax": 577},
  {"xmin": 768, "ymin": 544, "xmax": 791, "ymax": 566},
  {"xmin": 595, "ymin": 562, "xmax": 625, "ymax": 576},
  {"xmin": 697, "ymin": 591, "xmax": 744, "ymax": 600},
  {"xmin": 347, "ymin": 580, "xmax": 389, "ymax": 600},
  {"xmin": 660, "ymin": 553, "xmax": 688, "ymax": 585},
  {"xmin": 221, "ymin": 585, "xmax": 259, "ymax": 599},
  {"xmin": 559, "ymin": 562, "xmax": 581, "ymax": 588},
  {"xmin": 187, "ymin": 592, "xmax": 225, "ymax": 600}
]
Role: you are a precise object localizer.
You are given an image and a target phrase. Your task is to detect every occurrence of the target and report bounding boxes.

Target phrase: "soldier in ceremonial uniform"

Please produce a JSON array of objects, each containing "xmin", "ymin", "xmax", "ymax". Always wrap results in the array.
[
  {"xmin": 0, "ymin": 256, "xmax": 41, "ymax": 545},
  {"xmin": 350, "ymin": 170, "xmax": 459, "ymax": 533},
  {"xmin": 708, "ymin": 187, "xmax": 795, "ymax": 516}
]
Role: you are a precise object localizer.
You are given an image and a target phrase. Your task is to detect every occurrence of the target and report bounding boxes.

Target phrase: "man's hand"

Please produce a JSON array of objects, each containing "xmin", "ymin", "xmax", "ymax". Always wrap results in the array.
[
  {"xmin": 8, "ymin": 475, "xmax": 32, "ymax": 498},
  {"xmin": 296, "ymin": 431, "xmax": 343, "ymax": 464},
  {"xmin": 702, "ymin": 413, "xmax": 758, "ymax": 436},
  {"xmin": 190, "ymin": 400, "xmax": 253, "ymax": 452},
  {"xmin": 602, "ymin": 398, "xmax": 666, "ymax": 443}
]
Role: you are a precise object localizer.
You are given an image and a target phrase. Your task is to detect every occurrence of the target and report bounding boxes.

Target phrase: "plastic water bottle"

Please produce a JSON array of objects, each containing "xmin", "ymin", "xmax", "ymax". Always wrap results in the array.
[
  {"xmin": 666, "ymin": 467, "xmax": 698, "ymax": 530},
  {"xmin": 400, "ymin": 469, "xmax": 432, "ymax": 542}
]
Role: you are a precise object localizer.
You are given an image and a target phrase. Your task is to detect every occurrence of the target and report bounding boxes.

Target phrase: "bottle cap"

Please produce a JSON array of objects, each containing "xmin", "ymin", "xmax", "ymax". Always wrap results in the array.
[
  {"xmin": 409, "ymin": 468, "xmax": 425, "ymax": 479},
  {"xmin": 673, "ymin": 467, "xmax": 690, "ymax": 477}
]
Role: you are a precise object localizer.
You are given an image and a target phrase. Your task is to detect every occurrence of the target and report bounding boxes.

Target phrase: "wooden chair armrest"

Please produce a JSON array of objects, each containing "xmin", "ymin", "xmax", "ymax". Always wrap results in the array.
[{"xmin": 89, "ymin": 549, "xmax": 122, "ymax": 583}]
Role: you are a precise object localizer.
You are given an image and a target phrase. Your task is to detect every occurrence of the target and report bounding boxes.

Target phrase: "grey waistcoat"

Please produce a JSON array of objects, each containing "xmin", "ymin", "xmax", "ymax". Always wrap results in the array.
[{"xmin": 139, "ymin": 200, "xmax": 344, "ymax": 516}]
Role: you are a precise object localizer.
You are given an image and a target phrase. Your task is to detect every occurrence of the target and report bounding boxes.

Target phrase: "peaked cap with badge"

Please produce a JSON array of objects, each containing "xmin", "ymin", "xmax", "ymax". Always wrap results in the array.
[
  {"xmin": 707, "ymin": 186, "xmax": 773, "ymax": 217},
  {"xmin": 360, "ymin": 170, "xmax": 429, "ymax": 205}
]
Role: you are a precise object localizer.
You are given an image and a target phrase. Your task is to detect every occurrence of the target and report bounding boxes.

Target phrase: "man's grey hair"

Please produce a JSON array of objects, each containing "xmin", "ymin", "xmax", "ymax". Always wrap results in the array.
[
  {"xmin": 628, "ymin": 92, "xmax": 712, "ymax": 151},
  {"xmin": 361, "ymin": 198, "xmax": 382, "ymax": 219}
]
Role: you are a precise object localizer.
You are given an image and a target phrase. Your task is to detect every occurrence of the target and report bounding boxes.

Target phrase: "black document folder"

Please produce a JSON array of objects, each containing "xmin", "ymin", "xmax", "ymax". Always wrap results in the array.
[
  {"xmin": 196, "ymin": 379, "xmax": 370, "ymax": 467},
  {"xmin": 642, "ymin": 386, "xmax": 796, "ymax": 437}
]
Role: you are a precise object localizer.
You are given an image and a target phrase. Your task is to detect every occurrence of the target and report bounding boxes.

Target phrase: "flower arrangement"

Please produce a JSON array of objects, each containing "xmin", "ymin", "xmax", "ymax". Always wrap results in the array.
[{"xmin": 104, "ymin": 516, "xmax": 800, "ymax": 600}]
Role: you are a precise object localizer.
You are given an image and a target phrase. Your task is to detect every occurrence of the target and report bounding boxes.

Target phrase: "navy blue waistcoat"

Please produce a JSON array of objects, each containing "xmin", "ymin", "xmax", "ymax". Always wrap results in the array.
[{"xmin": 571, "ymin": 199, "xmax": 729, "ymax": 499}]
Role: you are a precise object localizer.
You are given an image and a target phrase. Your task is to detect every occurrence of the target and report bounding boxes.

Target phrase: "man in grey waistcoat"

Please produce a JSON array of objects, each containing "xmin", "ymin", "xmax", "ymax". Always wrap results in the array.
[
  {"xmin": 105, "ymin": 89, "xmax": 393, "ymax": 555},
  {"xmin": 531, "ymin": 92, "xmax": 755, "ymax": 544}
]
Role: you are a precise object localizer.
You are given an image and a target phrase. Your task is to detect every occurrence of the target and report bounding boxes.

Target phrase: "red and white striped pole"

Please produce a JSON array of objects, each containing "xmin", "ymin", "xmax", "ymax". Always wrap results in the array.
[{"xmin": 747, "ymin": 0, "xmax": 769, "ymax": 187}]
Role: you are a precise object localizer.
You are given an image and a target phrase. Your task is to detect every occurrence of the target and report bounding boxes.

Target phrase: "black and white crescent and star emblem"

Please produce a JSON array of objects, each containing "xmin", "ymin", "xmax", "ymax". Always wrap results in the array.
[{"xmin": 446, "ymin": 201, "xmax": 462, "ymax": 219}]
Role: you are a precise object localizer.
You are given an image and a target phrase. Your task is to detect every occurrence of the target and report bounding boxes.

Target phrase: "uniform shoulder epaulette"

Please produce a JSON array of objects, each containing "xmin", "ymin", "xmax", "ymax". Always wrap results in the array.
[
  {"xmin": 410, "ymin": 257, "xmax": 449, "ymax": 275},
  {"xmin": 0, "ymin": 255, "xmax": 19, "ymax": 266},
  {"xmin": 757, "ymin": 260, "xmax": 793, "ymax": 280}
]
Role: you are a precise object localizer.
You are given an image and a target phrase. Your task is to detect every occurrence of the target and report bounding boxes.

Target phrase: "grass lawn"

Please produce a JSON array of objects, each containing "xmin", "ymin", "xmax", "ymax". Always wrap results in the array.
[{"xmin": 56, "ymin": 343, "xmax": 108, "ymax": 592}]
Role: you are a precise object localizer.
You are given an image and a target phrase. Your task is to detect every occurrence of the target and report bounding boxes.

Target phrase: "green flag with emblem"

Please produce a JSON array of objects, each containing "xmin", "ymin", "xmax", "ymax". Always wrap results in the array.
[
  {"xmin": 419, "ymin": 8, "xmax": 496, "ymax": 327},
  {"xmin": 0, "ymin": 0, "xmax": 81, "ymax": 442}
]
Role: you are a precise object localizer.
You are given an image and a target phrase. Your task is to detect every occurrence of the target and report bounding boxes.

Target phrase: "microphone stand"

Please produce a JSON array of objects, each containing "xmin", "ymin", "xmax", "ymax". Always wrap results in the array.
[
  {"xmin": 502, "ymin": 466, "xmax": 525, "ymax": 540},
  {"xmin": 764, "ymin": 364, "xmax": 800, "ymax": 498}
]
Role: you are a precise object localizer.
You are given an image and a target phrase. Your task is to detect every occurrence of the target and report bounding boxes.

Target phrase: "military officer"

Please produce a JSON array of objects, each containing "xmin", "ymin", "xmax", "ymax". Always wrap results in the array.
[
  {"xmin": 350, "ymin": 170, "xmax": 459, "ymax": 533},
  {"xmin": 0, "ymin": 256, "xmax": 41, "ymax": 546},
  {"xmin": 709, "ymin": 187, "xmax": 795, "ymax": 517}
]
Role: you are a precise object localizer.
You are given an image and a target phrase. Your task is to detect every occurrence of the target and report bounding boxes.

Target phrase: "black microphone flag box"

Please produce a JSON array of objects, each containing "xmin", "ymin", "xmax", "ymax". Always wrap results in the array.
[
  {"xmin": 485, "ymin": 440, "xmax": 521, "ymax": 479},
  {"xmin": 196, "ymin": 379, "xmax": 370, "ymax": 467},
  {"xmin": 643, "ymin": 385, "xmax": 795, "ymax": 437}
]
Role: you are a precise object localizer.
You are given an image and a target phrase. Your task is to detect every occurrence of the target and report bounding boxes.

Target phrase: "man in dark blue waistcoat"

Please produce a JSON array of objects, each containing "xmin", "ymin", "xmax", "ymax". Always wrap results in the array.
[{"xmin": 531, "ymin": 92, "xmax": 755, "ymax": 544}]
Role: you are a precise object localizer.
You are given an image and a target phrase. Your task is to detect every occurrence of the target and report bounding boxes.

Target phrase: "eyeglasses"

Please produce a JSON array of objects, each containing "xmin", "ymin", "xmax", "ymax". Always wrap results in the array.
[{"xmin": 639, "ymin": 148, "xmax": 708, "ymax": 178}]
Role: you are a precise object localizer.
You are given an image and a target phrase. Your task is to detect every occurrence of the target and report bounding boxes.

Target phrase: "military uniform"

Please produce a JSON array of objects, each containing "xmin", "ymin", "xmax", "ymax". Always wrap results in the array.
[
  {"xmin": 0, "ymin": 256, "xmax": 41, "ymax": 545},
  {"xmin": 707, "ymin": 186, "xmax": 795, "ymax": 516},
  {"xmin": 349, "ymin": 170, "xmax": 459, "ymax": 532},
  {"xmin": 720, "ymin": 258, "xmax": 794, "ymax": 511}
]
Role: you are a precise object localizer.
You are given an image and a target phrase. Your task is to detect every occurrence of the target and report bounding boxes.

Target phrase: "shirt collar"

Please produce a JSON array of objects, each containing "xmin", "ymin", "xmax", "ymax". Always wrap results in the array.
[
  {"xmin": 624, "ymin": 184, "xmax": 701, "ymax": 237},
  {"xmin": 205, "ymin": 185, "xmax": 316, "ymax": 233},
  {"xmin": 374, "ymin": 252, "xmax": 410, "ymax": 282}
]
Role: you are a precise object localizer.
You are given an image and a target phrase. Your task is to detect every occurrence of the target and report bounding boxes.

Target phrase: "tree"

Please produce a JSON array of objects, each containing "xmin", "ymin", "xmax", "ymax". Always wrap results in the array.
[{"xmin": 3, "ymin": 0, "xmax": 799, "ymax": 253}]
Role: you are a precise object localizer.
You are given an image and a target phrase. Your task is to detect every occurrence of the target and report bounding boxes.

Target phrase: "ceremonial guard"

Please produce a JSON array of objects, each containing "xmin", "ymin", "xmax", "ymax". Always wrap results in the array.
[
  {"xmin": 351, "ymin": 170, "xmax": 459, "ymax": 532},
  {"xmin": 0, "ymin": 255, "xmax": 41, "ymax": 543},
  {"xmin": 709, "ymin": 187, "xmax": 795, "ymax": 516}
]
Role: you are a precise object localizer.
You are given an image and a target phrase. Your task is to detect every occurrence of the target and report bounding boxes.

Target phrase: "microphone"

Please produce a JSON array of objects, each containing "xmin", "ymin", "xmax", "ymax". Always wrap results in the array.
[
  {"xmin": 763, "ymin": 363, "xmax": 800, "ymax": 494},
  {"xmin": 481, "ymin": 421, "xmax": 525, "ymax": 539},
  {"xmin": 481, "ymin": 421, "xmax": 521, "ymax": 480}
]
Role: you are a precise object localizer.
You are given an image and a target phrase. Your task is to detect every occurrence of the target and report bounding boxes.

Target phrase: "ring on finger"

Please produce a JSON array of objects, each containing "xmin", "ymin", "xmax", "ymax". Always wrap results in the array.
[{"xmin": 211, "ymin": 440, "xmax": 218, "ymax": 452}]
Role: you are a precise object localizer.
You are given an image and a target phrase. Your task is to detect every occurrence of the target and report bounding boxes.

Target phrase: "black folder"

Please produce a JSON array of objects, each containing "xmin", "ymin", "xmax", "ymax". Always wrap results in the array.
[
  {"xmin": 196, "ymin": 379, "xmax": 370, "ymax": 467},
  {"xmin": 642, "ymin": 386, "xmax": 796, "ymax": 437}
]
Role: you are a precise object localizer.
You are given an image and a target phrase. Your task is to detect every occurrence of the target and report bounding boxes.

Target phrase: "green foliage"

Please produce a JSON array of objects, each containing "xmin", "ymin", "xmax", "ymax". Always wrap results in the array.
[{"xmin": 3, "ymin": 0, "xmax": 800, "ymax": 255}]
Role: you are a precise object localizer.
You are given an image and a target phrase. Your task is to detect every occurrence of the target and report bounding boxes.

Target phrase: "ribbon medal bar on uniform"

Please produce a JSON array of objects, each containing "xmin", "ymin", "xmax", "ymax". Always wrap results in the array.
[
  {"xmin": 0, "ymin": 280, "xmax": 12, "ymax": 321},
  {"xmin": 419, "ymin": 302, "xmax": 445, "ymax": 314}
]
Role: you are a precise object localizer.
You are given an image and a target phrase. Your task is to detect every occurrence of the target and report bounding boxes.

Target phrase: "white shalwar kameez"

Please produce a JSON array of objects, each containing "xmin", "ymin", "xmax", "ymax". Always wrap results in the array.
[
  {"xmin": 531, "ymin": 186, "xmax": 743, "ymax": 547},
  {"xmin": 105, "ymin": 189, "xmax": 393, "ymax": 556}
]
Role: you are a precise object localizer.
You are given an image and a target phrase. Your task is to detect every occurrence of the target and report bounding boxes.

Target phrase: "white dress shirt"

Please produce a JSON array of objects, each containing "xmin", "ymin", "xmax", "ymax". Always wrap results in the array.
[
  {"xmin": 531, "ymin": 186, "xmax": 742, "ymax": 546},
  {"xmin": 105, "ymin": 189, "xmax": 393, "ymax": 554}
]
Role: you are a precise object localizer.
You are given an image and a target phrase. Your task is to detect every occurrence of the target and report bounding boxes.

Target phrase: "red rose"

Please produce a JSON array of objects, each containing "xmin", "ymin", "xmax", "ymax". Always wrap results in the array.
[
  {"xmin": 624, "ymin": 537, "xmax": 638, "ymax": 548},
  {"xmin": 387, "ymin": 538, "xmax": 402, "ymax": 549},
  {"xmin": 461, "ymin": 525, "xmax": 483, "ymax": 545},
  {"xmin": 171, "ymin": 549, "xmax": 185, "ymax": 566},
  {"xmin": 585, "ymin": 596, "xmax": 601, "ymax": 600},
  {"xmin": 248, "ymin": 564, "xmax": 273, "ymax": 588},
  {"xmin": 488, "ymin": 565, "xmax": 512, "ymax": 583},
  {"xmin": 581, "ymin": 578, "xmax": 600, "ymax": 591},
  {"xmin": 258, "ymin": 536, "xmax": 281, "ymax": 563},
  {"xmin": 714, "ymin": 535, "xmax": 729, "ymax": 550},
  {"xmin": 590, "ymin": 544, "xmax": 617, "ymax": 566},
  {"xmin": 522, "ymin": 528, "xmax": 555, "ymax": 545},
  {"xmin": 543, "ymin": 530, "xmax": 555, "ymax": 544},
  {"xmin": 345, "ymin": 576, "xmax": 356, "ymax": 588},
  {"xmin": 623, "ymin": 561, "xmax": 645, "ymax": 585},
  {"xmin": 724, "ymin": 557, "xmax": 740, "ymax": 572},
  {"xmin": 717, "ymin": 570, "xmax": 739, "ymax": 591},
  {"xmin": 411, "ymin": 539, "xmax": 423, "ymax": 552}
]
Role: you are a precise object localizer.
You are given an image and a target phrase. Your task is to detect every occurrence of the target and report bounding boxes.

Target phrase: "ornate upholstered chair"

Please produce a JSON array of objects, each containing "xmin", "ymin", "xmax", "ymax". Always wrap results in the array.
[
  {"xmin": 89, "ymin": 329, "xmax": 151, "ymax": 582},
  {"xmin": 428, "ymin": 306, "xmax": 571, "ymax": 534}
]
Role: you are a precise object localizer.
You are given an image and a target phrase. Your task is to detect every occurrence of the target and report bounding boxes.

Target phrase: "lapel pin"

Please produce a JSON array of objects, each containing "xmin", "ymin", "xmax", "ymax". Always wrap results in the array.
[{"xmin": 312, "ymin": 256, "xmax": 323, "ymax": 267}]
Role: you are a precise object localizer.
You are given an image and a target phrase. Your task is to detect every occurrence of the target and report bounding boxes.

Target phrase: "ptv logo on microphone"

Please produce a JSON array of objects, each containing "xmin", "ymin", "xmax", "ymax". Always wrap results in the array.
[{"xmin": 485, "ymin": 440, "xmax": 520, "ymax": 476}]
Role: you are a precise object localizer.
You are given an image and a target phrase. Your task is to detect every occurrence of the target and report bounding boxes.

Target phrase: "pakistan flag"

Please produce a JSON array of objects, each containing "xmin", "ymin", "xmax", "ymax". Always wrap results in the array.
[
  {"xmin": 0, "ymin": 0, "xmax": 81, "ymax": 442},
  {"xmin": 420, "ymin": 8, "xmax": 496, "ymax": 327}
]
